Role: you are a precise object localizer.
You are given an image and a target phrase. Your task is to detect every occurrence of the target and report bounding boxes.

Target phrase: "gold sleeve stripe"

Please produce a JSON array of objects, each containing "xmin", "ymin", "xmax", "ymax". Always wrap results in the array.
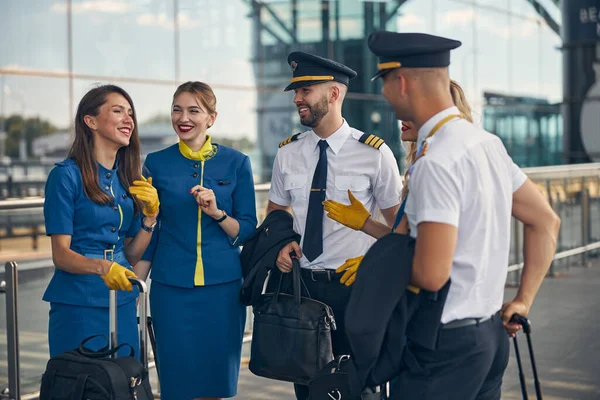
[
  {"xmin": 377, "ymin": 61, "xmax": 402, "ymax": 70},
  {"xmin": 279, "ymin": 133, "xmax": 301, "ymax": 148},
  {"xmin": 290, "ymin": 75, "xmax": 334, "ymax": 83},
  {"xmin": 358, "ymin": 133, "xmax": 385, "ymax": 149},
  {"xmin": 407, "ymin": 284, "xmax": 420, "ymax": 294},
  {"xmin": 365, "ymin": 135, "xmax": 377, "ymax": 146}
]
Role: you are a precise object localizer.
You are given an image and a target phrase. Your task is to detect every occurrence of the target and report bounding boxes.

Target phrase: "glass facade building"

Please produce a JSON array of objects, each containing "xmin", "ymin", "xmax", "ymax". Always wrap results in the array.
[
  {"xmin": 483, "ymin": 91, "xmax": 562, "ymax": 167},
  {"xmin": 0, "ymin": 0, "xmax": 566, "ymax": 185}
]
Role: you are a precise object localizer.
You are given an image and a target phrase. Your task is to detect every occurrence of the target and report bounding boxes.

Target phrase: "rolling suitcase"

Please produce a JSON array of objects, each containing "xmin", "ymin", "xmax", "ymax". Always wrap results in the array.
[
  {"xmin": 510, "ymin": 314, "xmax": 543, "ymax": 400},
  {"xmin": 40, "ymin": 278, "xmax": 153, "ymax": 400}
]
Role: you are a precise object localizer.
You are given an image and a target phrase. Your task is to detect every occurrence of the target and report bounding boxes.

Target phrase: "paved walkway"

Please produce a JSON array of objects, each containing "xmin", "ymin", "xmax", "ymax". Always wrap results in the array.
[
  {"xmin": 2, "ymin": 261, "xmax": 599, "ymax": 399},
  {"xmin": 229, "ymin": 262, "xmax": 600, "ymax": 400}
]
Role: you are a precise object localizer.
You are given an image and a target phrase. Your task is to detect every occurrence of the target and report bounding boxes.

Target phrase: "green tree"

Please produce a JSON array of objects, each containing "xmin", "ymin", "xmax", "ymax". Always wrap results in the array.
[
  {"xmin": 1, "ymin": 114, "xmax": 57, "ymax": 159},
  {"xmin": 4, "ymin": 115, "xmax": 23, "ymax": 158},
  {"xmin": 25, "ymin": 117, "xmax": 57, "ymax": 156}
]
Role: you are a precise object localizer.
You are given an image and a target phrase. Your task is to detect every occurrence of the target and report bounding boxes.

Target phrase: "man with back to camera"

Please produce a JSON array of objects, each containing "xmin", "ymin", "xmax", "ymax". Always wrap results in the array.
[
  {"xmin": 266, "ymin": 51, "xmax": 403, "ymax": 400},
  {"xmin": 367, "ymin": 31, "xmax": 561, "ymax": 399}
]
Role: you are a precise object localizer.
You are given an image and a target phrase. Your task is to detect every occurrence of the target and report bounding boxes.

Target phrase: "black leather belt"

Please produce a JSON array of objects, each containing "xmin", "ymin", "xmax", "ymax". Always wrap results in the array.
[
  {"xmin": 441, "ymin": 314, "xmax": 495, "ymax": 330},
  {"xmin": 300, "ymin": 269, "xmax": 343, "ymax": 282}
]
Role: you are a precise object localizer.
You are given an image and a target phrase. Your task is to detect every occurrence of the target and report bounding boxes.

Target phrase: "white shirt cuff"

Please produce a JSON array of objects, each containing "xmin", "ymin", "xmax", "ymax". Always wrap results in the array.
[
  {"xmin": 378, "ymin": 198, "xmax": 401, "ymax": 210},
  {"xmin": 416, "ymin": 208, "xmax": 459, "ymax": 227},
  {"xmin": 513, "ymin": 172, "xmax": 527, "ymax": 193},
  {"xmin": 268, "ymin": 193, "xmax": 291, "ymax": 207}
]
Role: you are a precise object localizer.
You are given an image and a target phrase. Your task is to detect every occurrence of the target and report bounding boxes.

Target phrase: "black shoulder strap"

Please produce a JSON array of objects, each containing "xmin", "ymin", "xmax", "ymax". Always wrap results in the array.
[
  {"xmin": 40, "ymin": 369, "xmax": 56, "ymax": 399},
  {"xmin": 71, "ymin": 374, "xmax": 90, "ymax": 400}
]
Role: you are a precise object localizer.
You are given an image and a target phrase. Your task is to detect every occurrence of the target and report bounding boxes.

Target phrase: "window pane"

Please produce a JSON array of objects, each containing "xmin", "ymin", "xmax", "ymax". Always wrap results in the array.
[
  {"xmin": 0, "ymin": 76, "xmax": 69, "ymax": 168},
  {"xmin": 71, "ymin": 0, "xmax": 176, "ymax": 79},
  {"xmin": 336, "ymin": 0, "xmax": 364, "ymax": 40},
  {"xmin": 297, "ymin": 0, "xmax": 323, "ymax": 43},
  {"xmin": 0, "ymin": 0, "xmax": 68, "ymax": 72},
  {"xmin": 178, "ymin": 1, "xmax": 254, "ymax": 86}
]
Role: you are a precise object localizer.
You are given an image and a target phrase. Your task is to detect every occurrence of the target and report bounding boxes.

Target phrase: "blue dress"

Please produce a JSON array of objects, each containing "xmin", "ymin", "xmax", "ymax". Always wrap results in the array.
[
  {"xmin": 43, "ymin": 158, "xmax": 141, "ymax": 357},
  {"xmin": 142, "ymin": 140, "xmax": 257, "ymax": 399}
]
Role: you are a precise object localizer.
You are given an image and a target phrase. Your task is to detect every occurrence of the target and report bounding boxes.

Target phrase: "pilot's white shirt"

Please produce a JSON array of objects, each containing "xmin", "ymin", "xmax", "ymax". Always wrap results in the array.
[
  {"xmin": 405, "ymin": 106, "xmax": 527, "ymax": 323},
  {"xmin": 269, "ymin": 119, "xmax": 402, "ymax": 270}
]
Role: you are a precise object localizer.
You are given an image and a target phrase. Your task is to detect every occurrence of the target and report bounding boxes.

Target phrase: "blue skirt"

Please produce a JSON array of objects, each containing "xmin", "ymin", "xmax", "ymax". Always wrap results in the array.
[
  {"xmin": 150, "ymin": 279, "xmax": 246, "ymax": 399},
  {"xmin": 48, "ymin": 300, "xmax": 139, "ymax": 359}
]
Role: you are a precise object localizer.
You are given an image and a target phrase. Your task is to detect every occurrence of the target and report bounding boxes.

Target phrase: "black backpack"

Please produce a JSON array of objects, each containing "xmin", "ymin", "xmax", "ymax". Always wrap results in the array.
[{"xmin": 39, "ymin": 335, "xmax": 153, "ymax": 400}]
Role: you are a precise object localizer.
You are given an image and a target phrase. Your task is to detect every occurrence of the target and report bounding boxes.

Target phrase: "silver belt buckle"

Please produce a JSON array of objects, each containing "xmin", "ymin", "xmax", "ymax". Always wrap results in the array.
[
  {"xmin": 103, "ymin": 249, "xmax": 114, "ymax": 261},
  {"xmin": 310, "ymin": 269, "xmax": 332, "ymax": 281}
]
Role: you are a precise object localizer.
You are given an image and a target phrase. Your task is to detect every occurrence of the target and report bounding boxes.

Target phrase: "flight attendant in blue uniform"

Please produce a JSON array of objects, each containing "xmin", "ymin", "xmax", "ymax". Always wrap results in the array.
[
  {"xmin": 323, "ymin": 80, "xmax": 473, "ymax": 286},
  {"xmin": 136, "ymin": 81, "xmax": 257, "ymax": 400},
  {"xmin": 43, "ymin": 84, "xmax": 160, "ymax": 358}
]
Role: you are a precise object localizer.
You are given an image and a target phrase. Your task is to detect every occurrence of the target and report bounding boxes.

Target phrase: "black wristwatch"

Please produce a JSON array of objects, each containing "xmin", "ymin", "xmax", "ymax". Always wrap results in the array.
[
  {"xmin": 141, "ymin": 217, "xmax": 157, "ymax": 232},
  {"xmin": 215, "ymin": 210, "xmax": 228, "ymax": 223}
]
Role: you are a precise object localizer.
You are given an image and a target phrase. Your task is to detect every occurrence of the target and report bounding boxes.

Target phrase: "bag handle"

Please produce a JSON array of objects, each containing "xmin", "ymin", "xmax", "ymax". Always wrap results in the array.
[
  {"xmin": 271, "ymin": 259, "xmax": 312, "ymax": 307},
  {"xmin": 292, "ymin": 258, "xmax": 302, "ymax": 306},
  {"xmin": 78, "ymin": 334, "xmax": 135, "ymax": 358},
  {"xmin": 272, "ymin": 270, "xmax": 285, "ymax": 304}
]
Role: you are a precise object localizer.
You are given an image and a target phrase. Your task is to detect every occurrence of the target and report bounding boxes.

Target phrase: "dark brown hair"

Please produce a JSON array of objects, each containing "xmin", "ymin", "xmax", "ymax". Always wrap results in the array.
[
  {"xmin": 69, "ymin": 84, "xmax": 142, "ymax": 212},
  {"xmin": 173, "ymin": 81, "xmax": 217, "ymax": 125},
  {"xmin": 401, "ymin": 80, "xmax": 474, "ymax": 200}
]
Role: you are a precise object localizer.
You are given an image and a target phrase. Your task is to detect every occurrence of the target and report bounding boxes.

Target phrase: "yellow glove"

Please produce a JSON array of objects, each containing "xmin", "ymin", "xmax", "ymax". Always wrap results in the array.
[
  {"xmin": 129, "ymin": 176, "xmax": 160, "ymax": 217},
  {"xmin": 336, "ymin": 255, "xmax": 364, "ymax": 286},
  {"xmin": 323, "ymin": 190, "xmax": 370, "ymax": 231},
  {"xmin": 101, "ymin": 262, "xmax": 138, "ymax": 291}
]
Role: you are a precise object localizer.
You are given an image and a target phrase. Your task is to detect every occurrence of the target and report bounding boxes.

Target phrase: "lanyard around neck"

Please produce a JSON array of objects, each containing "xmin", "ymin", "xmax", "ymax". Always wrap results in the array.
[{"xmin": 408, "ymin": 114, "xmax": 462, "ymax": 176}]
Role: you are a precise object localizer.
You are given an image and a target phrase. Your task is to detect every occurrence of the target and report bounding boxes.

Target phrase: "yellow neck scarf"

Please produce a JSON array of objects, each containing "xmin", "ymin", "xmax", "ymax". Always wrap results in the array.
[{"xmin": 178, "ymin": 135, "xmax": 217, "ymax": 161}]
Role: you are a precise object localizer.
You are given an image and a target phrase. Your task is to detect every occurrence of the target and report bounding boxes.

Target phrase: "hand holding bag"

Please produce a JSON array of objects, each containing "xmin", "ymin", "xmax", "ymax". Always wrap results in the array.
[{"xmin": 249, "ymin": 259, "xmax": 336, "ymax": 384}]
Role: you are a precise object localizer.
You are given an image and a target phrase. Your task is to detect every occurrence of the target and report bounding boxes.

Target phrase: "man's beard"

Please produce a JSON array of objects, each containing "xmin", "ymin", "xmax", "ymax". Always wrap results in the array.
[{"xmin": 299, "ymin": 97, "xmax": 329, "ymax": 128}]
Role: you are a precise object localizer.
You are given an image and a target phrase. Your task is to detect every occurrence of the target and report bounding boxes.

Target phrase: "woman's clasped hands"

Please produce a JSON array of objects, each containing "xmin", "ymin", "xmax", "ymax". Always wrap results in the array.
[{"xmin": 190, "ymin": 185, "xmax": 221, "ymax": 218}]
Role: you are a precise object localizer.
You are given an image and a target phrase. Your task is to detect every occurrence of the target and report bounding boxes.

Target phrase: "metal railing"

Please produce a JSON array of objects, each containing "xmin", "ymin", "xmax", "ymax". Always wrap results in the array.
[
  {"xmin": 1, "ymin": 263, "xmax": 19, "ymax": 400},
  {"xmin": 1, "ymin": 164, "xmax": 600, "ymax": 399},
  {"xmin": 506, "ymin": 163, "xmax": 600, "ymax": 285}
]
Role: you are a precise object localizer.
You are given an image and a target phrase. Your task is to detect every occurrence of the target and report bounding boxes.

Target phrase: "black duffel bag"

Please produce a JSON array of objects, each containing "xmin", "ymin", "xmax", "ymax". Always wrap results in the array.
[
  {"xmin": 39, "ymin": 335, "xmax": 153, "ymax": 400},
  {"xmin": 249, "ymin": 259, "xmax": 336, "ymax": 384}
]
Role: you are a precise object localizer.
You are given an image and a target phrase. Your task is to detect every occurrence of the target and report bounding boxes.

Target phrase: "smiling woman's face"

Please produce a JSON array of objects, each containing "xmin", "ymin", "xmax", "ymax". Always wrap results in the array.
[
  {"xmin": 86, "ymin": 92, "xmax": 135, "ymax": 148},
  {"xmin": 171, "ymin": 91, "xmax": 216, "ymax": 142}
]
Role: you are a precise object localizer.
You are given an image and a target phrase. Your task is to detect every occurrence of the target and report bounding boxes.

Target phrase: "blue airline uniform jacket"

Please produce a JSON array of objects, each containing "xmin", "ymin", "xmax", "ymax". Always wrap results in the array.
[
  {"xmin": 142, "ymin": 143, "xmax": 257, "ymax": 287},
  {"xmin": 43, "ymin": 158, "xmax": 141, "ymax": 307}
]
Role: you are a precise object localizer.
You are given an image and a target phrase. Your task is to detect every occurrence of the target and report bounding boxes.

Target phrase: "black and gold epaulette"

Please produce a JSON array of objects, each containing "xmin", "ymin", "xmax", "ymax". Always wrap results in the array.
[
  {"xmin": 279, "ymin": 133, "xmax": 301, "ymax": 148},
  {"xmin": 358, "ymin": 133, "xmax": 385, "ymax": 149}
]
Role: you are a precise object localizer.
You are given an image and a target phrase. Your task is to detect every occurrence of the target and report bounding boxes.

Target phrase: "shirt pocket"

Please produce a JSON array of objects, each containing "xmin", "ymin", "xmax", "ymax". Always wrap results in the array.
[
  {"xmin": 284, "ymin": 174, "xmax": 309, "ymax": 215},
  {"xmin": 204, "ymin": 176, "xmax": 235, "ymax": 211},
  {"xmin": 333, "ymin": 175, "xmax": 371, "ymax": 204}
]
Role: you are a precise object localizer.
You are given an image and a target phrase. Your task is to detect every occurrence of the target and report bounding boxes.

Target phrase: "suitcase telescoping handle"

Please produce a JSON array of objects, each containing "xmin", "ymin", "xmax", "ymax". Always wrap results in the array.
[
  {"xmin": 108, "ymin": 278, "xmax": 149, "ymax": 372},
  {"xmin": 509, "ymin": 314, "xmax": 542, "ymax": 400}
]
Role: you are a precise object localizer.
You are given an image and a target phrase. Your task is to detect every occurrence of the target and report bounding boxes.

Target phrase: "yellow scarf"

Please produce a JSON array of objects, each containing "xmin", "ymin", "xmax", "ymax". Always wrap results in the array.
[{"xmin": 178, "ymin": 135, "xmax": 217, "ymax": 161}]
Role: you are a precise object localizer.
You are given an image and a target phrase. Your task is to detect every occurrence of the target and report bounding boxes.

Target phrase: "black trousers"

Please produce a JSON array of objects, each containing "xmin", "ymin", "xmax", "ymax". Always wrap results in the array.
[
  {"xmin": 392, "ymin": 313, "xmax": 510, "ymax": 400},
  {"xmin": 267, "ymin": 269, "xmax": 352, "ymax": 400}
]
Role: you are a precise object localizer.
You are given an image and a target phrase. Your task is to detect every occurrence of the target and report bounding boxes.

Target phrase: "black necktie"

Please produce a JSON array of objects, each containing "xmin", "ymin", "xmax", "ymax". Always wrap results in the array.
[{"xmin": 303, "ymin": 140, "xmax": 329, "ymax": 262}]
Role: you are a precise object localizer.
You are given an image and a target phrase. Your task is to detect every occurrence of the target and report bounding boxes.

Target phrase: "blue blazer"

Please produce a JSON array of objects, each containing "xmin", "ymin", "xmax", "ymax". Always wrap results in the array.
[
  {"xmin": 142, "ymin": 143, "xmax": 258, "ymax": 288},
  {"xmin": 43, "ymin": 158, "xmax": 140, "ymax": 307}
]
